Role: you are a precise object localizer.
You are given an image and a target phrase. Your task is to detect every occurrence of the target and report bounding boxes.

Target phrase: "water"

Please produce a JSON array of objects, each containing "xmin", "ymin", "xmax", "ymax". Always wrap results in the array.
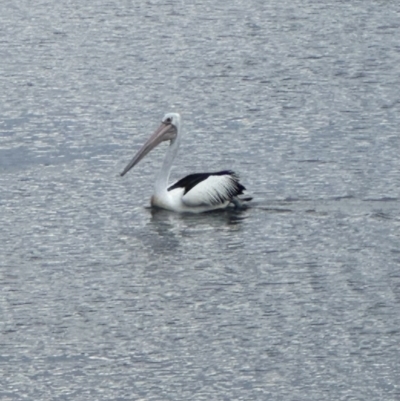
[{"xmin": 1, "ymin": 1, "xmax": 400, "ymax": 400}]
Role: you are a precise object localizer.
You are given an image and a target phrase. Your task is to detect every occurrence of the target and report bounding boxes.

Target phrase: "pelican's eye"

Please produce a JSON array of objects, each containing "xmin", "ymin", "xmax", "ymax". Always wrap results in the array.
[{"xmin": 165, "ymin": 117, "xmax": 172, "ymax": 124}]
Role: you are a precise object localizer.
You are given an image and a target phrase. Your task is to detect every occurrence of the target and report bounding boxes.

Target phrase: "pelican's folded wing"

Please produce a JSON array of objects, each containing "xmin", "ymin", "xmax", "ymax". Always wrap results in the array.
[{"xmin": 168, "ymin": 170, "xmax": 245, "ymax": 207}]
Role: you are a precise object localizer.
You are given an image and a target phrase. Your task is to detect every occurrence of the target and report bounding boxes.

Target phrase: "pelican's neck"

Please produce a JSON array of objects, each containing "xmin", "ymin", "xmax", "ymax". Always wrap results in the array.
[{"xmin": 154, "ymin": 134, "xmax": 180, "ymax": 196}]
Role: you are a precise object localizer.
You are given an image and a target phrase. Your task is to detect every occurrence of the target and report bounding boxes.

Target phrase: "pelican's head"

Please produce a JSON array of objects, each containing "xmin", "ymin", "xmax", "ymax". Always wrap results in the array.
[
  {"xmin": 120, "ymin": 112, "xmax": 181, "ymax": 177},
  {"xmin": 162, "ymin": 112, "xmax": 181, "ymax": 131}
]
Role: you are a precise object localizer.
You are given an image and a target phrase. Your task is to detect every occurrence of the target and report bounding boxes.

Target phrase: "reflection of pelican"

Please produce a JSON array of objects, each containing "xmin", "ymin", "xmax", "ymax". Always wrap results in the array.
[{"xmin": 121, "ymin": 113, "xmax": 251, "ymax": 213}]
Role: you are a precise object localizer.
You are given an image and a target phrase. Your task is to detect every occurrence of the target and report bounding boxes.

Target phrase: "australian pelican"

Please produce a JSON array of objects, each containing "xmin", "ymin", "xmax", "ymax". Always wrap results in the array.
[{"xmin": 120, "ymin": 113, "xmax": 251, "ymax": 213}]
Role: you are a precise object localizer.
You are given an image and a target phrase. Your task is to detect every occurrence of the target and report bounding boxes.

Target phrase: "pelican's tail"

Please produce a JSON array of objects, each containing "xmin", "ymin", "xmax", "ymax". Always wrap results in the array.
[{"xmin": 231, "ymin": 194, "xmax": 252, "ymax": 209}]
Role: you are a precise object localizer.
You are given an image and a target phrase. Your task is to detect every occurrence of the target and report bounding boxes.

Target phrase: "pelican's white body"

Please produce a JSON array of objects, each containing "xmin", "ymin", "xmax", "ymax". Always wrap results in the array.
[{"xmin": 151, "ymin": 177, "xmax": 233, "ymax": 213}]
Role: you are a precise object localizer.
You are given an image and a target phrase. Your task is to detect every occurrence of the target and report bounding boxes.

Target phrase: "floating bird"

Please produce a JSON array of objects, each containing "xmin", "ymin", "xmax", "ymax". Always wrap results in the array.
[{"xmin": 120, "ymin": 113, "xmax": 251, "ymax": 213}]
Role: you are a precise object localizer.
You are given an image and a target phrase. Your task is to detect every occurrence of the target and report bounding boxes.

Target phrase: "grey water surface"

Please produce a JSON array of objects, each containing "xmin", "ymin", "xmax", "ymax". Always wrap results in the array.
[{"xmin": 1, "ymin": 1, "xmax": 400, "ymax": 400}]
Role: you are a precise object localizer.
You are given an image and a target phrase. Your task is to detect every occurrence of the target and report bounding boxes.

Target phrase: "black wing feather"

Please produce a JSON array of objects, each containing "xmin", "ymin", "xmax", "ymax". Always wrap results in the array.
[
  {"xmin": 168, "ymin": 170, "xmax": 250, "ymax": 206},
  {"xmin": 168, "ymin": 170, "xmax": 245, "ymax": 195}
]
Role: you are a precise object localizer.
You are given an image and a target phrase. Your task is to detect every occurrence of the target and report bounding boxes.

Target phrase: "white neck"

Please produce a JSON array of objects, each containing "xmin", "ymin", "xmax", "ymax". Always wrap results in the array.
[{"xmin": 154, "ymin": 125, "xmax": 181, "ymax": 196}]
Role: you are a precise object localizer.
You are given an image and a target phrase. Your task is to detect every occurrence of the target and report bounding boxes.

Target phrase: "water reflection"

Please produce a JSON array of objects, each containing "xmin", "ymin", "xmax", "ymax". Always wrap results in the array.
[
  {"xmin": 149, "ymin": 206, "xmax": 248, "ymax": 227},
  {"xmin": 147, "ymin": 207, "xmax": 248, "ymax": 255},
  {"xmin": 118, "ymin": 206, "xmax": 249, "ymax": 260}
]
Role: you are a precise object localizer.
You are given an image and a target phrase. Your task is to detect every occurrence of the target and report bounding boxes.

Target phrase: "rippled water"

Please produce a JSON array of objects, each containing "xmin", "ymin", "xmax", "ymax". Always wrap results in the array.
[{"xmin": 1, "ymin": 1, "xmax": 400, "ymax": 400}]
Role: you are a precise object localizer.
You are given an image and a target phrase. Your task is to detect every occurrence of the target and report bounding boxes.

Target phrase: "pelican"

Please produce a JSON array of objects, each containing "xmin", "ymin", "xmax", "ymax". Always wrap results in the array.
[{"xmin": 120, "ymin": 113, "xmax": 251, "ymax": 213}]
